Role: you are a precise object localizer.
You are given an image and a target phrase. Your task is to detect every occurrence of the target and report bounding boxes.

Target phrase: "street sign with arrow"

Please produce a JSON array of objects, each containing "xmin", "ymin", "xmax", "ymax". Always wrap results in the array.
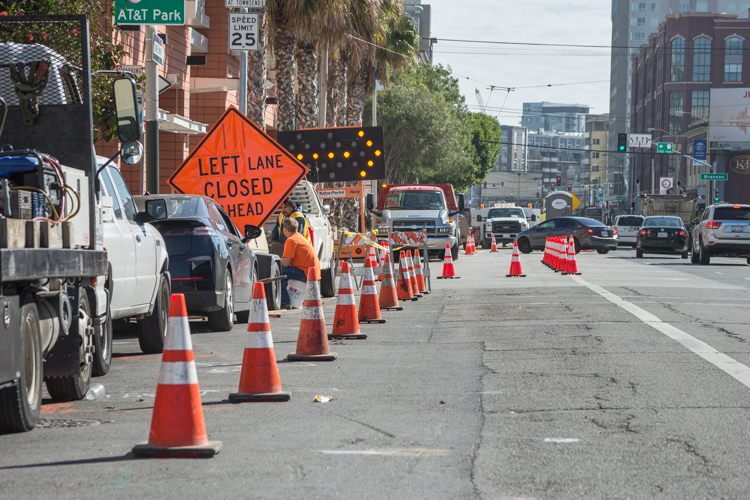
[{"xmin": 158, "ymin": 75, "xmax": 172, "ymax": 94}]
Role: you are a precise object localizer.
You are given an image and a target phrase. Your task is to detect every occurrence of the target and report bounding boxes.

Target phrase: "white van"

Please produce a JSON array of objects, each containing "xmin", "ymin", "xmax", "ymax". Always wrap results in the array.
[{"xmin": 614, "ymin": 215, "xmax": 644, "ymax": 247}]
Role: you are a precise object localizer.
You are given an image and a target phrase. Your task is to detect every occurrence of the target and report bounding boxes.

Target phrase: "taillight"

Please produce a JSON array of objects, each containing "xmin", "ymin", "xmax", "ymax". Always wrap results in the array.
[
  {"xmin": 193, "ymin": 226, "xmax": 218, "ymax": 236},
  {"xmin": 640, "ymin": 229, "xmax": 652, "ymax": 236},
  {"xmin": 677, "ymin": 230, "xmax": 686, "ymax": 236},
  {"xmin": 613, "ymin": 227, "xmax": 618, "ymax": 236},
  {"xmin": 707, "ymin": 221, "xmax": 722, "ymax": 229},
  {"xmin": 585, "ymin": 229, "xmax": 595, "ymax": 235}
]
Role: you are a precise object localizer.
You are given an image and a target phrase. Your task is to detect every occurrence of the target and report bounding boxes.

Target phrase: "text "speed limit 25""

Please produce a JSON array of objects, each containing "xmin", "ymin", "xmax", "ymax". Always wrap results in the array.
[{"xmin": 228, "ymin": 13, "xmax": 259, "ymax": 51}]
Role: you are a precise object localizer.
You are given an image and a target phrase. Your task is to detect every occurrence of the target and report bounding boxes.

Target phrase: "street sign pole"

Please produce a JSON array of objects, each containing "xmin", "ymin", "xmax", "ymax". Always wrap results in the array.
[
  {"xmin": 145, "ymin": 25, "xmax": 160, "ymax": 194},
  {"xmin": 238, "ymin": 7, "xmax": 248, "ymax": 116}
]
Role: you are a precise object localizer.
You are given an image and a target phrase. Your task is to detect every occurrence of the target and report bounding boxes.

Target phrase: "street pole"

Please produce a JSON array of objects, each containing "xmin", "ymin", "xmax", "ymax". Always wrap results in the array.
[
  {"xmin": 145, "ymin": 25, "xmax": 159, "ymax": 194},
  {"xmin": 238, "ymin": 8, "xmax": 249, "ymax": 115}
]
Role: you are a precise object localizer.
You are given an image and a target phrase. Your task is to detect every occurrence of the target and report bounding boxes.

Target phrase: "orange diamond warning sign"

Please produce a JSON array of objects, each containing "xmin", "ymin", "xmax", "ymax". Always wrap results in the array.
[{"xmin": 169, "ymin": 106, "xmax": 309, "ymax": 228}]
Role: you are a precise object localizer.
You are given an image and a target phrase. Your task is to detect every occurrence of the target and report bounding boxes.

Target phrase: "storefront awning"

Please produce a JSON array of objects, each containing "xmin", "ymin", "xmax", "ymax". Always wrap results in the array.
[{"xmin": 158, "ymin": 109, "xmax": 207, "ymax": 135}]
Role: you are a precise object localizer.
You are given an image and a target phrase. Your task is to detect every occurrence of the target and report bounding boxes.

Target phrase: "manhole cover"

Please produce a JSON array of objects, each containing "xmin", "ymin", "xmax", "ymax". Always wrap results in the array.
[{"xmin": 36, "ymin": 418, "xmax": 101, "ymax": 428}]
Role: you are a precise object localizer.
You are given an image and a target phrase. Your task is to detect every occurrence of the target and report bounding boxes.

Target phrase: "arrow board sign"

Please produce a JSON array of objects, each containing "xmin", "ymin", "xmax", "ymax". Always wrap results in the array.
[{"xmin": 158, "ymin": 75, "xmax": 172, "ymax": 94}]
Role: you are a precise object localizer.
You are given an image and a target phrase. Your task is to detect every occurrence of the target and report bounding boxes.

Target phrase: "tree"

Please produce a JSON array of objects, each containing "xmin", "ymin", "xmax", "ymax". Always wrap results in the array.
[{"xmin": 469, "ymin": 113, "xmax": 503, "ymax": 186}]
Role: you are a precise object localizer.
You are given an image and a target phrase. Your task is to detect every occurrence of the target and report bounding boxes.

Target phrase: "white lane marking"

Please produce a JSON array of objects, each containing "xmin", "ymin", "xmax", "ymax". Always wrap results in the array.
[
  {"xmin": 716, "ymin": 272, "xmax": 724, "ymax": 275},
  {"xmin": 572, "ymin": 276, "xmax": 750, "ymax": 389},
  {"xmin": 544, "ymin": 438, "xmax": 580, "ymax": 443},
  {"xmin": 317, "ymin": 448, "xmax": 449, "ymax": 457}
]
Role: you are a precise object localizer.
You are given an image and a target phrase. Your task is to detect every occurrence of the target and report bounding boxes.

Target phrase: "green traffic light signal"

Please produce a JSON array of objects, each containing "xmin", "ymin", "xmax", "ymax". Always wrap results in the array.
[{"xmin": 617, "ymin": 133, "xmax": 628, "ymax": 152}]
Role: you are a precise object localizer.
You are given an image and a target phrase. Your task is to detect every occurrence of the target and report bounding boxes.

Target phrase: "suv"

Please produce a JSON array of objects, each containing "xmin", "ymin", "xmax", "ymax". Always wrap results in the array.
[
  {"xmin": 614, "ymin": 215, "xmax": 644, "ymax": 247},
  {"xmin": 691, "ymin": 204, "xmax": 750, "ymax": 265}
]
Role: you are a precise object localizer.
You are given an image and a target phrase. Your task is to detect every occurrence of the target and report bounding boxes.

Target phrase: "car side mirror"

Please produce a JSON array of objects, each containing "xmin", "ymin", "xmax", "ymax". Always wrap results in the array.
[
  {"xmin": 457, "ymin": 193, "xmax": 465, "ymax": 212},
  {"xmin": 145, "ymin": 199, "xmax": 168, "ymax": 220},
  {"xmin": 476, "ymin": 215, "xmax": 483, "ymax": 222},
  {"xmin": 134, "ymin": 211, "xmax": 156, "ymax": 225},
  {"xmin": 531, "ymin": 214, "xmax": 537, "ymax": 221},
  {"xmin": 113, "ymin": 77, "xmax": 141, "ymax": 143},
  {"xmin": 244, "ymin": 224, "xmax": 262, "ymax": 241}
]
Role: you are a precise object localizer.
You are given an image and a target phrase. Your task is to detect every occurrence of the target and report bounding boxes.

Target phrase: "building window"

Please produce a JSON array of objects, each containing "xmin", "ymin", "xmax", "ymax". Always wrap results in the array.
[
  {"xmin": 692, "ymin": 37, "xmax": 711, "ymax": 82},
  {"xmin": 678, "ymin": 3, "xmax": 690, "ymax": 12},
  {"xmin": 671, "ymin": 38, "xmax": 685, "ymax": 82},
  {"xmin": 632, "ymin": 17, "xmax": 646, "ymax": 26},
  {"xmin": 725, "ymin": 37, "xmax": 743, "ymax": 81},
  {"xmin": 592, "ymin": 138, "xmax": 600, "ymax": 145},
  {"xmin": 592, "ymin": 152, "xmax": 600, "ymax": 159},
  {"xmin": 650, "ymin": 17, "xmax": 660, "ymax": 26},
  {"xmin": 696, "ymin": 3, "xmax": 709, "ymax": 12},
  {"xmin": 633, "ymin": 2, "xmax": 646, "ymax": 11},
  {"xmin": 632, "ymin": 32, "xmax": 645, "ymax": 41},
  {"xmin": 651, "ymin": 2, "xmax": 659, "ymax": 10},
  {"xmin": 742, "ymin": 4, "xmax": 750, "ymax": 15},
  {"xmin": 669, "ymin": 91, "xmax": 684, "ymax": 135},
  {"xmin": 691, "ymin": 90, "xmax": 710, "ymax": 122},
  {"xmin": 728, "ymin": 4, "xmax": 737, "ymax": 12},
  {"xmin": 725, "ymin": 63, "xmax": 742, "ymax": 81}
]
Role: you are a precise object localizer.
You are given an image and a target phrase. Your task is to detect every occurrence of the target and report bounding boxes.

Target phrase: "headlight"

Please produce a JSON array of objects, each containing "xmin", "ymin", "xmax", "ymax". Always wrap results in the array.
[
  {"xmin": 521, "ymin": 223, "xmax": 528, "ymax": 230},
  {"xmin": 437, "ymin": 226, "xmax": 452, "ymax": 234}
]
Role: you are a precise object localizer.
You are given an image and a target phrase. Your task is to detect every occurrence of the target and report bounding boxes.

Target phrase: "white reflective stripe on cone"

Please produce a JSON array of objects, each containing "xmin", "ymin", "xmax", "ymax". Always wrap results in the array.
[
  {"xmin": 250, "ymin": 299, "xmax": 270, "ymax": 324},
  {"xmin": 303, "ymin": 306, "xmax": 325, "ymax": 320},
  {"xmin": 246, "ymin": 330, "xmax": 274, "ymax": 349},
  {"xmin": 363, "ymin": 267, "xmax": 375, "ymax": 281},
  {"xmin": 361, "ymin": 285, "xmax": 377, "ymax": 295},
  {"xmin": 165, "ymin": 317, "xmax": 193, "ymax": 351},
  {"xmin": 382, "ymin": 277, "xmax": 395, "ymax": 287},
  {"xmin": 158, "ymin": 361, "xmax": 199, "ymax": 385},
  {"xmin": 304, "ymin": 281, "xmax": 321, "ymax": 301},
  {"xmin": 337, "ymin": 292, "xmax": 356, "ymax": 306},
  {"xmin": 339, "ymin": 272, "xmax": 353, "ymax": 290}
]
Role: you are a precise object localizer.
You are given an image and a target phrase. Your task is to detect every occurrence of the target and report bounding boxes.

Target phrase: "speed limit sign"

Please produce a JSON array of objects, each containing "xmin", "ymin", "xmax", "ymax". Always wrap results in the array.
[{"xmin": 228, "ymin": 13, "xmax": 259, "ymax": 51}]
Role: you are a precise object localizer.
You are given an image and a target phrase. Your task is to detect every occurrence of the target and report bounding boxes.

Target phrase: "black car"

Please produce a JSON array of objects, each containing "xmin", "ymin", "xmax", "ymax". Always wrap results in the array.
[
  {"xmin": 134, "ymin": 195, "xmax": 261, "ymax": 332},
  {"xmin": 516, "ymin": 216, "xmax": 618, "ymax": 254},
  {"xmin": 636, "ymin": 216, "xmax": 689, "ymax": 259}
]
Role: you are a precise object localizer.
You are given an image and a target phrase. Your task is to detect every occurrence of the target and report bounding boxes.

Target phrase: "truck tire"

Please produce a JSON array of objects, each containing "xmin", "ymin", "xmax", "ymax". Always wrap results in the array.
[
  {"xmin": 46, "ymin": 294, "xmax": 93, "ymax": 401},
  {"xmin": 321, "ymin": 262, "xmax": 336, "ymax": 298},
  {"xmin": 137, "ymin": 274, "xmax": 170, "ymax": 353},
  {"xmin": 451, "ymin": 243, "xmax": 459, "ymax": 261},
  {"xmin": 235, "ymin": 267, "xmax": 258, "ymax": 323},
  {"xmin": 483, "ymin": 236, "xmax": 490, "ymax": 249},
  {"xmin": 92, "ymin": 297, "xmax": 112, "ymax": 377},
  {"xmin": 208, "ymin": 272, "xmax": 234, "ymax": 332},
  {"xmin": 265, "ymin": 262, "xmax": 282, "ymax": 311},
  {"xmin": 0, "ymin": 300, "xmax": 42, "ymax": 433}
]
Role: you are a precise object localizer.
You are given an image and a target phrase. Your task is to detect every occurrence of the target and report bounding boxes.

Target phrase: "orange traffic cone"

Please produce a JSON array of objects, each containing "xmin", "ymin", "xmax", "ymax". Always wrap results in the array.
[
  {"xmin": 132, "ymin": 294, "xmax": 221, "ymax": 458},
  {"xmin": 563, "ymin": 235, "xmax": 581, "ymax": 275},
  {"xmin": 379, "ymin": 252, "xmax": 403, "ymax": 311},
  {"xmin": 557, "ymin": 236, "xmax": 568, "ymax": 272},
  {"xmin": 377, "ymin": 241, "xmax": 389, "ymax": 280},
  {"xmin": 542, "ymin": 238, "xmax": 550, "ymax": 266},
  {"xmin": 469, "ymin": 235, "xmax": 476, "ymax": 254},
  {"xmin": 552, "ymin": 237, "xmax": 561, "ymax": 271},
  {"xmin": 490, "ymin": 234, "xmax": 498, "ymax": 253},
  {"xmin": 287, "ymin": 268, "xmax": 338, "ymax": 361},
  {"xmin": 506, "ymin": 240, "xmax": 526, "ymax": 277},
  {"xmin": 437, "ymin": 243, "xmax": 459, "ymax": 279},
  {"xmin": 229, "ymin": 283, "xmax": 290, "ymax": 403},
  {"xmin": 406, "ymin": 251, "xmax": 422, "ymax": 298},
  {"xmin": 359, "ymin": 258, "xmax": 386, "ymax": 324},
  {"xmin": 367, "ymin": 244, "xmax": 378, "ymax": 269},
  {"xmin": 397, "ymin": 251, "xmax": 417, "ymax": 300},
  {"xmin": 330, "ymin": 262, "xmax": 366, "ymax": 340},
  {"xmin": 413, "ymin": 248, "xmax": 428, "ymax": 294}
]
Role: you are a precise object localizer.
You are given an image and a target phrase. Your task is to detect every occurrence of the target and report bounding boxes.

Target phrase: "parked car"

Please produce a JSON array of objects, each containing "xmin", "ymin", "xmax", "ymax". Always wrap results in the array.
[
  {"xmin": 636, "ymin": 216, "xmax": 689, "ymax": 259},
  {"xmin": 691, "ymin": 204, "xmax": 750, "ymax": 265},
  {"xmin": 134, "ymin": 195, "xmax": 260, "ymax": 332},
  {"xmin": 516, "ymin": 216, "xmax": 618, "ymax": 254},
  {"xmin": 614, "ymin": 215, "xmax": 644, "ymax": 247}
]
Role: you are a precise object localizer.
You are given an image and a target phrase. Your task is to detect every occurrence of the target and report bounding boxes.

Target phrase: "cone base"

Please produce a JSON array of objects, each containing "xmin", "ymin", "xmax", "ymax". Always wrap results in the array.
[
  {"xmin": 437, "ymin": 276, "xmax": 460, "ymax": 279},
  {"xmin": 380, "ymin": 306, "xmax": 404, "ymax": 311},
  {"xmin": 360, "ymin": 318, "xmax": 386, "ymax": 324},
  {"xmin": 287, "ymin": 352, "xmax": 338, "ymax": 362},
  {"xmin": 399, "ymin": 297, "xmax": 418, "ymax": 301},
  {"xmin": 413, "ymin": 293, "xmax": 423, "ymax": 298},
  {"xmin": 328, "ymin": 334, "xmax": 367, "ymax": 340},
  {"xmin": 506, "ymin": 274, "xmax": 527, "ymax": 277},
  {"xmin": 562, "ymin": 272, "xmax": 581, "ymax": 275},
  {"xmin": 132, "ymin": 441, "xmax": 222, "ymax": 459},
  {"xmin": 229, "ymin": 391, "xmax": 291, "ymax": 403}
]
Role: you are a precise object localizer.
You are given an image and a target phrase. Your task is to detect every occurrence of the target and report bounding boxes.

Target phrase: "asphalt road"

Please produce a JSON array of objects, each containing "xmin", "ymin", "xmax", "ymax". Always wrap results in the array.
[{"xmin": 3, "ymin": 246, "xmax": 750, "ymax": 499}]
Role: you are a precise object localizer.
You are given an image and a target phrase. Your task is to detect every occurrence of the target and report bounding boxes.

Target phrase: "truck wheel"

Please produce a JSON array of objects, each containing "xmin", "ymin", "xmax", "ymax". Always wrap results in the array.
[
  {"xmin": 482, "ymin": 236, "xmax": 490, "ymax": 249},
  {"xmin": 92, "ymin": 296, "xmax": 112, "ymax": 377},
  {"xmin": 265, "ymin": 262, "xmax": 282, "ymax": 311},
  {"xmin": 208, "ymin": 272, "xmax": 234, "ymax": 332},
  {"xmin": 0, "ymin": 300, "xmax": 42, "ymax": 432},
  {"xmin": 321, "ymin": 262, "xmax": 336, "ymax": 298},
  {"xmin": 451, "ymin": 243, "xmax": 459, "ymax": 261},
  {"xmin": 137, "ymin": 274, "xmax": 169, "ymax": 353},
  {"xmin": 46, "ymin": 294, "xmax": 93, "ymax": 401}
]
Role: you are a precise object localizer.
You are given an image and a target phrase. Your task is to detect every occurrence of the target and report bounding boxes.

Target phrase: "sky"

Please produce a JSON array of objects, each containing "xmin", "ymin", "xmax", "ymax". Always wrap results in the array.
[{"xmin": 427, "ymin": 0, "xmax": 613, "ymax": 126}]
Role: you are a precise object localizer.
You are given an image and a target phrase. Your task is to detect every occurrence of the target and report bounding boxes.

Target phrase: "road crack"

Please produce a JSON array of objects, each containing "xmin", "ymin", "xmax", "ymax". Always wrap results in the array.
[
  {"xmin": 470, "ymin": 342, "xmax": 489, "ymax": 499},
  {"xmin": 332, "ymin": 414, "xmax": 396, "ymax": 438}
]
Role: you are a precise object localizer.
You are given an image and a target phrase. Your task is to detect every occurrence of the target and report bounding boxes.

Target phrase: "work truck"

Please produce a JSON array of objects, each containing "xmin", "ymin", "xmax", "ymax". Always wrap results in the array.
[
  {"xmin": 0, "ymin": 15, "xmax": 146, "ymax": 432},
  {"xmin": 367, "ymin": 184, "xmax": 465, "ymax": 260},
  {"xmin": 476, "ymin": 203, "xmax": 531, "ymax": 248}
]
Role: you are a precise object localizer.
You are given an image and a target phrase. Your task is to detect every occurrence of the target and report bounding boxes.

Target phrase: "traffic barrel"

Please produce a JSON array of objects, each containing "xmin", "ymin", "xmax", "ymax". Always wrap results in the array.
[
  {"xmin": 330, "ymin": 261, "xmax": 366, "ymax": 339},
  {"xmin": 287, "ymin": 268, "xmax": 337, "ymax": 361},
  {"xmin": 132, "ymin": 294, "xmax": 221, "ymax": 458}
]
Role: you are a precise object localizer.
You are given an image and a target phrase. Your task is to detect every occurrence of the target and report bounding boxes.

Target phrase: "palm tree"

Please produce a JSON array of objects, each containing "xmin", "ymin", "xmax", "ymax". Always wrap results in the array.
[{"xmin": 247, "ymin": 15, "xmax": 268, "ymax": 129}]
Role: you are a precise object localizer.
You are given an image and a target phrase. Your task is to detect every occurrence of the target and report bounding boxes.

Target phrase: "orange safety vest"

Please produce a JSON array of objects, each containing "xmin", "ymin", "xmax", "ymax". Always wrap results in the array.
[{"xmin": 278, "ymin": 211, "xmax": 310, "ymax": 243}]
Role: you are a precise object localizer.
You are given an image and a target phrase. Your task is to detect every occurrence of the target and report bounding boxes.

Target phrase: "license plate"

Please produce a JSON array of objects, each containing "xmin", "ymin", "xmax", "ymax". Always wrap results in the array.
[
  {"xmin": 658, "ymin": 232, "xmax": 667, "ymax": 238},
  {"xmin": 732, "ymin": 226, "xmax": 744, "ymax": 233},
  {"xmin": 601, "ymin": 231, "xmax": 608, "ymax": 237}
]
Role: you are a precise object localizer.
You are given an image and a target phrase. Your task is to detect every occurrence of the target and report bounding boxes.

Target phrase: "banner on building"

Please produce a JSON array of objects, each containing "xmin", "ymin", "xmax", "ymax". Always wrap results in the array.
[{"xmin": 709, "ymin": 89, "xmax": 750, "ymax": 143}]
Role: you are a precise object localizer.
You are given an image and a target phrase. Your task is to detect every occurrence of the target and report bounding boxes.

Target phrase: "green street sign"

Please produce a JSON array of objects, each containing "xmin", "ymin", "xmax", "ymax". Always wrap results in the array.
[
  {"xmin": 701, "ymin": 173, "xmax": 729, "ymax": 181},
  {"xmin": 616, "ymin": 196, "xmax": 627, "ymax": 201},
  {"xmin": 115, "ymin": 0, "xmax": 186, "ymax": 25},
  {"xmin": 656, "ymin": 142, "xmax": 674, "ymax": 154}
]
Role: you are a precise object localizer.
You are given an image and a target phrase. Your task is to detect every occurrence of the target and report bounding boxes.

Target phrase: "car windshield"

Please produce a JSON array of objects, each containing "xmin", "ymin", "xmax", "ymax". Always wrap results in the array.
[
  {"xmin": 385, "ymin": 190, "xmax": 445, "ymax": 210},
  {"xmin": 644, "ymin": 217, "xmax": 683, "ymax": 227},
  {"xmin": 617, "ymin": 216, "xmax": 644, "ymax": 226},
  {"xmin": 488, "ymin": 208, "xmax": 525, "ymax": 218},
  {"xmin": 714, "ymin": 207, "xmax": 750, "ymax": 220}
]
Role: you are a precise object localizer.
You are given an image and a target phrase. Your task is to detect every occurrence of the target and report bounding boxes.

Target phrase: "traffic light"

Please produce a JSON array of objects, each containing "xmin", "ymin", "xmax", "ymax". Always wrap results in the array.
[
  {"xmin": 550, "ymin": 182, "xmax": 555, "ymax": 189},
  {"xmin": 567, "ymin": 184, "xmax": 572, "ymax": 190},
  {"xmin": 277, "ymin": 126, "xmax": 385, "ymax": 183},
  {"xmin": 556, "ymin": 176, "xmax": 561, "ymax": 185},
  {"xmin": 714, "ymin": 189, "xmax": 720, "ymax": 202},
  {"xmin": 618, "ymin": 133, "xmax": 628, "ymax": 152}
]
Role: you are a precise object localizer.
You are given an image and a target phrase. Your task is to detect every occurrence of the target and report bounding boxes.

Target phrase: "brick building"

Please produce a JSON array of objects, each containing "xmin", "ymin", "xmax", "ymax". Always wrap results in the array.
[
  {"xmin": 97, "ymin": 0, "xmax": 276, "ymax": 195},
  {"xmin": 630, "ymin": 11, "xmax": 750, "ymax": 205}
]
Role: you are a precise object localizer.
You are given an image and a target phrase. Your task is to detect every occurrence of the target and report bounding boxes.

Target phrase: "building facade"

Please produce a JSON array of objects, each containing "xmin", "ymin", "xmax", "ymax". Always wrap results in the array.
[
  {"xmin": 521, "ymin": 102, "xmax": 590, "ymax": 134},
  {"xmin": 497, "ymin": 126, "xmax": 528, "ymax": 172},
  {"xmin": 584, "ymin": 114, "xmax": 610, "ymax": 193},
  {"xmin": 629, "ymin": 11, "xmax": 750, "ymax": 205},
  {"xmin": 527, "ymin": 131, "xmax": 585, "ymax": 194}
]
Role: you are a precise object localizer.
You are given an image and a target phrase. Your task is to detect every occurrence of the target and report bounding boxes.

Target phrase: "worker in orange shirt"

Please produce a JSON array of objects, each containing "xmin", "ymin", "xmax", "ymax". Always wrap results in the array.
[{"xmin": 280, "ymin": 217, "xmax": 320, "ymax": 309}]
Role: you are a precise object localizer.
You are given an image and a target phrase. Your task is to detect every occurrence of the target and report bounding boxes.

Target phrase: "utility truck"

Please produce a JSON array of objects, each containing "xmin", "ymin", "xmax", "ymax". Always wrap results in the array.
[{"xmin": 0, "ymin": 15, "xmax": 145, "ymax": 432}]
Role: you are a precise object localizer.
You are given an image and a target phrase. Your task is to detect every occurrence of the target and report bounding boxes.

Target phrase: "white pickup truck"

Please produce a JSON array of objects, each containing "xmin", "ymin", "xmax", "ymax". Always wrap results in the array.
[
  {"xmin": 478, "ymin": 205, "xmax": 530, "ymax": 248},
  {"xmin": 263, "ymin": 180, "xmax": 336, "ymax": 297},
  {"xmin": 96, "ymin": 158, "xmax": 170, "ymax": 362}
]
